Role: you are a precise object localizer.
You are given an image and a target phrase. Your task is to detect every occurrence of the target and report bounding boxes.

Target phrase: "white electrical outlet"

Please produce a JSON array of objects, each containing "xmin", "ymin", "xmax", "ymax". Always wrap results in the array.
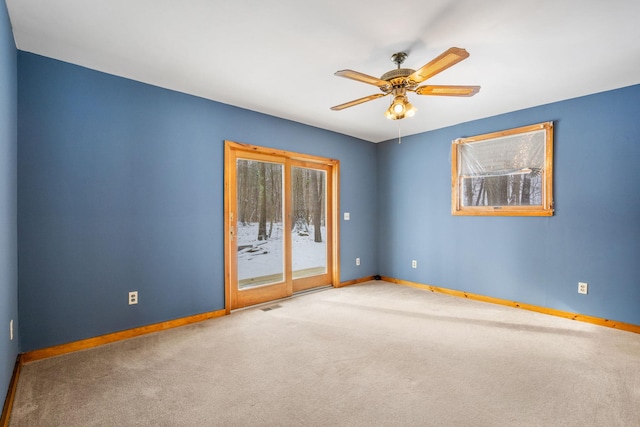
[
  {"xmin": 10, "ymin": 319, "xmax": 13, "ymax": 341},
  {"xmin": 356, "ymin": 258, "xmax": 360, "ymax": 266},
  {"xmin": 578, "ymin": 282, "xmax": 588, "ymax": 295},
  {"xmin": 129, "ymin": 291, "xmax": 139, "ymax": 305},
  {"xmin": 412, "ymin": 260, "xmax": 417, "ymax": 269}
]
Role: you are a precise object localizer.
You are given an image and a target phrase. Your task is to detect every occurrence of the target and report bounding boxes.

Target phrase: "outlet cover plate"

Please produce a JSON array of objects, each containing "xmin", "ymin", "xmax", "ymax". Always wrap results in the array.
[{"xmin": 129, "ymin": 291, "xmax": 139, "ymax": 305}]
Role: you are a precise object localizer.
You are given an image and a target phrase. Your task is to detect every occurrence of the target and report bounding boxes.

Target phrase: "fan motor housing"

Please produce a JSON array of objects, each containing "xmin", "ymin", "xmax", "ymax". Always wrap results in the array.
[{"xmin": 380, "ymin": 68, "xmax": 417, "ymax": 91}]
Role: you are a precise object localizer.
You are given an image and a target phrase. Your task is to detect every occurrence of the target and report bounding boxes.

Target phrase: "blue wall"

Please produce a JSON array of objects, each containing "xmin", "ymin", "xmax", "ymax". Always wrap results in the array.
[
  {"xmin": 378, "ymin": 85, "xmax": 640, "ymax": 326},
  {"xmin": 0, "ymin": 0, "xmax": 18, "ymax": 405},
  {"xmin": 17, "ymin": 52, "xmax": 377, "ymax": 351},
  {"xmin": 13, "ymin": 48, "xmax": 640, "ymax": 354}
]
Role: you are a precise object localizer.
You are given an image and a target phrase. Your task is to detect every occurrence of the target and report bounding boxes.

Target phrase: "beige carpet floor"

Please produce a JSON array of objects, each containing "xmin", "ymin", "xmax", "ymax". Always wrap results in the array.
[{"xmin": 9, "ymin": 281, "xmax": 640, "ymax": 426}]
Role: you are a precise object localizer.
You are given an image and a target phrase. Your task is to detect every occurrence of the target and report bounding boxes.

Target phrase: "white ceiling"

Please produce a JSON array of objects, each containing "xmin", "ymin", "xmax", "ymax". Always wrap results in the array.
[{"xmin": 6, "ymin": 0, "xmax": 640, "ymax": 143}]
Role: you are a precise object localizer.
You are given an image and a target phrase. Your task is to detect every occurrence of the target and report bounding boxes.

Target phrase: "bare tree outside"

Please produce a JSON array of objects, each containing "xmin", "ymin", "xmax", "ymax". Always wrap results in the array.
[
  {"xmin": 291, "ymin": 168, "xmax": 325, "ymax": 242},
  {"xmin": 310, "ymin": 170, "xmax": 324, "ymax": 243},
  {"xmin": 257, "ymin": 161, "xmax": 268, "ymax": 240}
]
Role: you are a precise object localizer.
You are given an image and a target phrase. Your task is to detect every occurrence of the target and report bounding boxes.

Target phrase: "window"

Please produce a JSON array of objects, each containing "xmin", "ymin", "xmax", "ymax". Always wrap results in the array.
[{"xmin": 452, "ymin": 122, "xmax": 554, "ymax": 216}]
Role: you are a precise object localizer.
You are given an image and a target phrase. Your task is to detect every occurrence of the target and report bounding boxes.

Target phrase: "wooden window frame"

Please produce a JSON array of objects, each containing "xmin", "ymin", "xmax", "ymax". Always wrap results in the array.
[{"xmin": 451, "ymin": 122, "xmax": 554, "ymax": 216}]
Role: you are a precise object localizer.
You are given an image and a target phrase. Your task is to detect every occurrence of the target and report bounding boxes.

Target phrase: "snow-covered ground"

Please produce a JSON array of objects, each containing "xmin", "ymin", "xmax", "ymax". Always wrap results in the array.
[{"xmin": 236, "ymin": 222, "xmax": 326, "ymax": 280}]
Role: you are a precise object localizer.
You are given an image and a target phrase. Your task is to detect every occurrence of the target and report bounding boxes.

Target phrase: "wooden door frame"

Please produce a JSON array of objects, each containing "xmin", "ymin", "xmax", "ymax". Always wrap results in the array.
[{"xmin": 224, "ymin": 141, "xmax": 340, "ymax": 313}]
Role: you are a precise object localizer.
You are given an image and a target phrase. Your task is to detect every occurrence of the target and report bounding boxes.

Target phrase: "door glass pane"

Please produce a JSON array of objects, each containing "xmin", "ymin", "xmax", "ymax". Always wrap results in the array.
[
  {"xmin": 291, "ymin": 167, "xmax": 327, "ymax": 279},
  {"xmin": 236, "ymin": 159, "xmax": 284, "ymax": 289}
]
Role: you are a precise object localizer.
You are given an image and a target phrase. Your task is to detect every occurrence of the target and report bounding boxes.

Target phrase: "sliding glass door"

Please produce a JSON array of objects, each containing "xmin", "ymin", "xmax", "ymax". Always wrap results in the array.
[{"xmin": 225, "ymin": 142, "xmax": 338, "ymax": 310}]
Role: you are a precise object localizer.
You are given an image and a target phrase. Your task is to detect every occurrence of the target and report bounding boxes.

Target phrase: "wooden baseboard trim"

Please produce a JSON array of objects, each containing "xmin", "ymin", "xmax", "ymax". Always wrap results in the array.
[
  {"xmin": 338, "ymin": 276, "xmax": 376, "ymax": 288},
  {"xmin": 1, "ymin": 355, "xmax": 22, "ymax": 427},
  {"xmin": 382, "ymin": 276, "xmax": 640, "ymax": 335},
  {"xmin": 21, "ymin": 310, "xmax": 227, "ymax": 364}
]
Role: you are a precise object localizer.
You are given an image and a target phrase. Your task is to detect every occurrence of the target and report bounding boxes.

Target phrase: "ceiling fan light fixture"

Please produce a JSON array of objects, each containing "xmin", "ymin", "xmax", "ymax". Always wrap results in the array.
[
  {"xmin": 405, "ymin": 102, "xmax": 416, "ymax": 117},
  {"xmin": 384, "ymin": 108, "xmax": 394, "ymax": 120},
  {"xmin": 393, "ymin": 99, "xmax": 405, "ymax": 114},
  {"xmin": 385, "ymin": 95, "xmax": 416, "ymax": 120},
  {"xmin": 385, "ymin": 106, "xmax": 406, "ymax": 120}
]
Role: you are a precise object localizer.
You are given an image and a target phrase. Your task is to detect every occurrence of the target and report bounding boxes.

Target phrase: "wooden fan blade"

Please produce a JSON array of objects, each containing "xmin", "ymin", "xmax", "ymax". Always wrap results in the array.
[
  {"xmin": 415, "ymin": 85, "xmax": 480, "ymax": 97},
  {"xmin": 330, "ymin": 93, "xmax": 387, "ymax": 111},
  {"xmin": 334, "ymin": 70, "xmax": 390, "ymax": 89},
  {"xmin": 408, "ymin": 47, "xmax": 470, "ymax": 84}
]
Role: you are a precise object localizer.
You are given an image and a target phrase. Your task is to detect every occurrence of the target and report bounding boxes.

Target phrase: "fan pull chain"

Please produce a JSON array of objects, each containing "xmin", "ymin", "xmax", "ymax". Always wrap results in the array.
[{"xmin": 398, "ymin": 123, "xmax": 402, "ymax": 144}]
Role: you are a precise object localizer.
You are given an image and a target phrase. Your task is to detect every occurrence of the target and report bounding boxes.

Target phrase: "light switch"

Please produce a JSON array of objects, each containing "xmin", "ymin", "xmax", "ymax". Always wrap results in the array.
[{"xmin": 344, "ymin": 212, "xmax": 350, "ymax": 221}]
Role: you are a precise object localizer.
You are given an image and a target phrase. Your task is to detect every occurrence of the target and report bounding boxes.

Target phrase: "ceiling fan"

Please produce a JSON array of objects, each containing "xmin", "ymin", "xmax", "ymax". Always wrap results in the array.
[{"xmin": 331, "ymin": 47, "xmax": 480, "ymax": 120}]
